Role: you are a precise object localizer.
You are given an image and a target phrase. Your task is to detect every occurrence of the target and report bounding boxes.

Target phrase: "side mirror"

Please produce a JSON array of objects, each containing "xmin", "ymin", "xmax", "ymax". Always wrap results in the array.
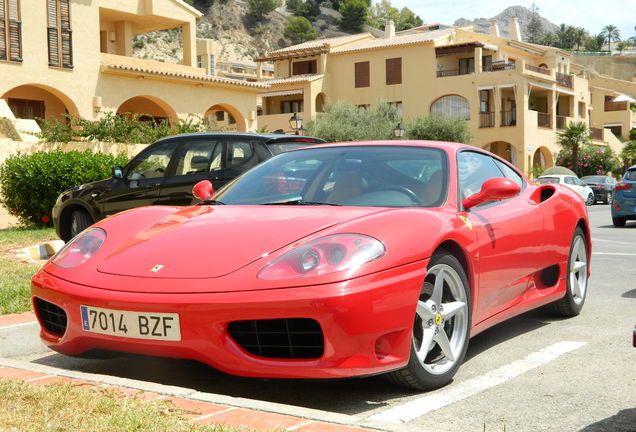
[
  {"xmin": 192, "ymin": 180, "xmax": 214, "ymax": 201},
  {"xmin": 462, "ymin": 177, "xmax": 520, "ymax": 210},
  {"xmin": 112, "ymin": 166, "xmax": 123, "ymax": 179}
]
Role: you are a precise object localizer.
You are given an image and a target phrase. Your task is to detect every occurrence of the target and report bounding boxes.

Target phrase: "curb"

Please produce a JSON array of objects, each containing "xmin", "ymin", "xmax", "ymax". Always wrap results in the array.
[
  {"xmin": 0, "ymin": 313, "xmax": 380, "ymax": 432},
  {"xmin": 17, "ymin": 240, "xmax": 65, "ymax": 261}
]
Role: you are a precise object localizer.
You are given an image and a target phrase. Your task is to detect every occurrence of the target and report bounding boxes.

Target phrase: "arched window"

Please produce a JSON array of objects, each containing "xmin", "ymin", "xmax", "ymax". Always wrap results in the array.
[{"xmin": 431, "ymin": 95, "xmax": 470, "ymax": 120}]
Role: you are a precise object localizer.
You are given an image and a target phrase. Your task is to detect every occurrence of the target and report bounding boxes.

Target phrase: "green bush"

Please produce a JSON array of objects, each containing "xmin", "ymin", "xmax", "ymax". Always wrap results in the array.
[
  {"xmin": 555, "ymin": 144, "xmax": 620, "ymax": 177},
  {"xmin": 38, "ymin": 112, "xmax": 211, "ymax": 144},
  {"xmin": 406, "ymin": 114, "xmax": 472, "ymax": 144},
  {"xmin": 0, "ymin": 150, "xmax": 129, "ymax": 227}
]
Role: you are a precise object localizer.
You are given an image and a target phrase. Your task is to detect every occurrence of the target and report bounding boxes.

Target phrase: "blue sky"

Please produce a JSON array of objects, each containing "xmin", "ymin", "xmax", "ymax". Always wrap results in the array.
[{"xmin": 393, "ymin": 1, "xmax": 635, "ymax": 40}]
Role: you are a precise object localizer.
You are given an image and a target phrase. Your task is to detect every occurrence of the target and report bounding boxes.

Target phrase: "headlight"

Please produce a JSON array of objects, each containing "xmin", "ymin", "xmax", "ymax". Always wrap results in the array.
[
  {"xmin": 52, "ymin": 228, "xmax": 106, "ymax": 268},
  {"xmin": 258, "ymin": 234, "xmax": 385, "ymax": 280}
]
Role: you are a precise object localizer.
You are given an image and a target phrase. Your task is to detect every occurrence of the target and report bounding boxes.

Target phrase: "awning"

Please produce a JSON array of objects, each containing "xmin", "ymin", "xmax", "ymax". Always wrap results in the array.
[
  {"xmin": 257, "ymin": 89, "xmax": 303, "ymax": 98},
  {"xmin": 614, "ymin": 93, "xmax": 636, "ymax": 103}
]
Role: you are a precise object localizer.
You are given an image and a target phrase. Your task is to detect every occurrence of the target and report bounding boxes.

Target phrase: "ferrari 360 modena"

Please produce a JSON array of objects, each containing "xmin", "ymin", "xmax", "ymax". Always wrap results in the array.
[{"xmin": 32, "ymin": 141, "xmax": 591, "ymax": 390}]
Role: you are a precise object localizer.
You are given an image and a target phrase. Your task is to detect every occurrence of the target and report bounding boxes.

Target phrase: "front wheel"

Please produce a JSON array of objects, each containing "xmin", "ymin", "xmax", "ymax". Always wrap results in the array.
[
  {"xmin": 585, "ymin": 193, "xmax": 594, "ymax": 206},
  {"xmin": 69, "ymin": 209, "xmax": 93, "ymax": 240},
  {"xmin": 385, "ymin": 252, "xmax": 471, "ymax": 390},
  {"xmin": 605, "ymin": 191, "xmax": 612, "ymax": 205},
  {"xmin": 546, "ymin": 227, "xmax": 588, "ymax": 317}
]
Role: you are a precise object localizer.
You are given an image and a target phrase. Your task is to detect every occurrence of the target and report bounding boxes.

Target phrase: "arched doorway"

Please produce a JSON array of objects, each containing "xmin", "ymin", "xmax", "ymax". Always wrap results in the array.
[
  {"xmin": 116, "ymin": 96, "xmax": 177, "ymax": 124},
  {"xmin": 483, "ymin": 141, "xmax": 518, "ymax": 166},
  {"xmin": 2, "ymin": 84, "xmax": 78, "ymax": 124},
  {"xmin": 204, "ymin": 103, "xmax": 246, "ymax": 132},
  {"xmin": 532, "ymin": 146, "xmax": 554, "ymax": 172},
  {"xmin": 430, "ymin": 95, "xmax": 470, "ymax": 120},
  {"xmin": 315, "ymin": 93, "xmax": 326, "ymax": 113}
]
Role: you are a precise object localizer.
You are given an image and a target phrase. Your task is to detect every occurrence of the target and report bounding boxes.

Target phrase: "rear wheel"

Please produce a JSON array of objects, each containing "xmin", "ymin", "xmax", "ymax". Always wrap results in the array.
[
  {"xmin": 612, "ymin": 216, "xmax": 626, "ymax": 227},
  {"xmin": 385, "ymin": 252, "xmax": 471, "ymax": 390},
  {"xmin": 69, "ymin": 209, "xmax": 93, "ymax": 240},
  {"xmin": 605, "ymin": 191, "xmax": 612, "ymax": 205},
  {"xmin": 546, "ymin": 227, "xmax": 588, "ymax": 317}
]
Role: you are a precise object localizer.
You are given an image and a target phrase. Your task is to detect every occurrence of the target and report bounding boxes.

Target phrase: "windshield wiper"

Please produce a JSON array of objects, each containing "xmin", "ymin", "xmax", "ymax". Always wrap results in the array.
[{"xmin": 264, "ymin": 199, "xmax": 340, "ymax": 206}]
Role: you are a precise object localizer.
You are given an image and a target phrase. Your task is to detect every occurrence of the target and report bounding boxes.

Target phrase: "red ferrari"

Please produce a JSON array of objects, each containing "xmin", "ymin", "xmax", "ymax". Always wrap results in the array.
[{"xmin": 32, "ymin": 141, "xmax": 591, "ymax": 390}]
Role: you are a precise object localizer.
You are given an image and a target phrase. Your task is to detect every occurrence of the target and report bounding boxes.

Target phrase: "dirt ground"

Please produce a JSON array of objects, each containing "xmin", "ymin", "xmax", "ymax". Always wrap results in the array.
[{"xmin": 0, "ymin": 205, "xmax": 19, "ymax": 229}]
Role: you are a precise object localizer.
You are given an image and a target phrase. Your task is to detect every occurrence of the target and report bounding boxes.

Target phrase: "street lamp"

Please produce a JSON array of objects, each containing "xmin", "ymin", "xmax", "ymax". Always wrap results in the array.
[
  {"xmin": 393, "ymin": 123, "xmax": 405, "ymax": 138},
  {"xmin": 289, "ymin": 112, "xmax": 303, "ymax": 135}
]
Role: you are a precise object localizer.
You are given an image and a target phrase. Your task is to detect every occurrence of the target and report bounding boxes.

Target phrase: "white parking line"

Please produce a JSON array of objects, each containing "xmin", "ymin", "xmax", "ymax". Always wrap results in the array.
[
  {"xmin": 369, "ymin": 341, "xmax": 587, "ymax": 424},
  {"xmin": 593, "ymin": 252, "xmax": 636, "ymax": 256}
]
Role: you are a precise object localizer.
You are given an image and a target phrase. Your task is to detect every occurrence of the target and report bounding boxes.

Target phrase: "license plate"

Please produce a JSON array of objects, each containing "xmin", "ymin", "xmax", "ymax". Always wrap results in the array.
[{"xmin": 80, "ymin": 305, "xmax": 181, "ymax": 341}]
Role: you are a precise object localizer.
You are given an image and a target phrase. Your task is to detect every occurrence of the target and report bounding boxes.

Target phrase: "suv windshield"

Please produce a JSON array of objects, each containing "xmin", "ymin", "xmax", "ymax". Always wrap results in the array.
[{"xmin": 214, "ymin": 146, "xmax": 449, "ymax": 208}]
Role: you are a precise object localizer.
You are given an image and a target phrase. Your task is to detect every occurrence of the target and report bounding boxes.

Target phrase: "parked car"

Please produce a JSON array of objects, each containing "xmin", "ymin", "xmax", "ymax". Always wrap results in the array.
[
  {"xmin": 535, "ymin": 174, "xmax": 595, "ymax": 206},
  {"xmin": 34, "ymin": 140, "xmax": 590, "ymax": 391},
  {"xmin": 52, "ymin": 132, "xmax": 325, "ymax": 241},
  {"xmin": 611, "ymin": 164, "xmax": 636, "ymax": 227},
  {"xmin": 581, "ymin": 175, "xmax": 617, "ymax": 204}
]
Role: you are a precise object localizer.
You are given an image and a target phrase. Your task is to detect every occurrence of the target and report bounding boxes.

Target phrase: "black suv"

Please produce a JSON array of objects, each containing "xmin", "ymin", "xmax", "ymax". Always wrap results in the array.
[{"xmin": 53, "ymin": 132, "xmax": 325, "ymax": 241}]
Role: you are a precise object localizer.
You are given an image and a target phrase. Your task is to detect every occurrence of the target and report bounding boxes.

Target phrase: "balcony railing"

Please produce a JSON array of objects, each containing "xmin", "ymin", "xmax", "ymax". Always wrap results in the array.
[
  {"xmin": 537, "ymin": 112, "xmax": 551, "ymax": 129},
  {"xmin": 479, "ymin": 112, "xmax": 495, "ymax": 128},
  {"xmin": 525, "ymin": 64, "xmax": 550, "ymax": 75},
  {"xmin": 604, "ymin": 101, "xmax": 628, "ymax": 111},
  {"xmin": 437, "ymin": 69, "xmax": 463, "ymax": 77},
  {"xmin": 501, "ymin": 110, "xmax": 516, "ymax": 126},
  {"xmin": 483, "ymin": 62, "xmax": 515, "ymax": 72},
  {"xmin": 556, "ymin": 115, "xmax": 567, "ymax": 129},
  {"xmin": 590, "ymin": 128, "xmax": 603, "ymax": 140},
  {"xmin": 556, "ymin": 72, "xmax": 573, "ymax": 89}
]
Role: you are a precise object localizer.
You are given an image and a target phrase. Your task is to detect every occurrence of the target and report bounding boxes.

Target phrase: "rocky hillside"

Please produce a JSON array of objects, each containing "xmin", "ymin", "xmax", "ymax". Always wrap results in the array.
[
  {"xmin": 132, "ymin": 3, "xmax": 558, "ymax": 64},
  {"xmin": 454, "ymin": 5, "xmax": 559, "ymax": 39}
]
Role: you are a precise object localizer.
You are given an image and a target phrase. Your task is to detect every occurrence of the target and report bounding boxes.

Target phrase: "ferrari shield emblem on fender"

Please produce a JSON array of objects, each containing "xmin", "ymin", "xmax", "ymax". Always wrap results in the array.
[
  {"xmin": 150, "ymin": 264, "xmax": 164, "ymax": 273},
  {"xmin": 457, "ymin": 215, "xmax": 473, "ymax": 230}
]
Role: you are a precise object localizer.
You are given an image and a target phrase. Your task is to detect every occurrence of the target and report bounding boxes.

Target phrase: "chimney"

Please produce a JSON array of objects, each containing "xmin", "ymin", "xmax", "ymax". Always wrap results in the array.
[
  {"xmin": 384, "ymin": 20, "xmax": 395, "ymax": 38},
  {"xmin": 489, "ymin": 19, "xmax": 500, "ymax": 37},
  {"xmin": 509, "ymin": 17, "xmax": 521, "ymax": 41}
]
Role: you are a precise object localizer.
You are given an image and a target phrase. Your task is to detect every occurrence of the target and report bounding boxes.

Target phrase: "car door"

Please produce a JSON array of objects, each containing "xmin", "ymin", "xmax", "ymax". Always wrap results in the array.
[
  {"xmin": 563, "ymin": 176, "xmax": 585, "ymax": 199},
  {"xmin": 157, "ymin": 137, "xmax": 224, "ymax": 206},
  {"xmin": 458, "ymin": 151, "xmax": 546, "ymax": 325},
  {"xmin": 98, "ymin": 140, "xmax": 177, "ymax": 217}
]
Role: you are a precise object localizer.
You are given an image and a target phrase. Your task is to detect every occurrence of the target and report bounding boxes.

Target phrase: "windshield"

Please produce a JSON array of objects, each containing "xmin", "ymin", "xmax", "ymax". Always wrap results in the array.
[
  {"xmin": 214, "ymin": 145, "xmax": 448, "ymax": 207},
  {"xmin": 535, "ymin": 177, "xmax": 560, "ymax": 184}
]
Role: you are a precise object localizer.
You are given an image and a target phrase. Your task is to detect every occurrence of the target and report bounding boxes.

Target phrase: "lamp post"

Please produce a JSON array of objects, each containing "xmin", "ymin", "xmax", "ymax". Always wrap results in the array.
[
  {"xmin": 289, "ymin": 112, "xmax": 303, "ymax": 135},
  {"xmin": 393, "ymin": 123, "xmax": 405, "ymax": 139}
]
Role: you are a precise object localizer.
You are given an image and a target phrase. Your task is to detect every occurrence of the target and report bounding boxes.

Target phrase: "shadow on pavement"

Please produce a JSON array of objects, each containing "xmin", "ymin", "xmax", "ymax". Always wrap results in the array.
[{"xmin": 578, "ymin": 408, "xmax": 636, "ymax": 432}]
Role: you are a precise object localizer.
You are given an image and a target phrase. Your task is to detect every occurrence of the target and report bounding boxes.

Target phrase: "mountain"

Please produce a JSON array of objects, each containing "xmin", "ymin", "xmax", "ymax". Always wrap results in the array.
[{"xmin": 453, "ymin": 5, "xmax": 559, "ymax": 39}]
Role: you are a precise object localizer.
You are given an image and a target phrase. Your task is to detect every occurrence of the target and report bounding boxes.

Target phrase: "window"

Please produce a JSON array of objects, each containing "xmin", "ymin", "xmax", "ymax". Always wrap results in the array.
[
  {"xmin": 578, "ymin": 102, "xmax": 585, "ymax": 119},
  {"xmin": 209, "ymin": 54, "xmax": 215, "ymax": 75},
  {"xmin": 227, "ymin": 141, "xmax": 254, "ymax": 167},
  {"xmin": 479, "ymin": 90, "xmax": 490, "ymax": 113},
  {"xmin": 386, "ymin": 57, "xmax": 402, "ymax": 85},
  {"xmin": 492, "ymin": 159, "xmax": 523, "ymax": 189},
  {"xmin": 0, "ymin": 0, "xmax": 22, "ymax": 62},
  {"xmin": 126, "ymin": 141, "xmax": 175, "ymax": 181},
  {"xmin": 292, "ymin": 60, "xmax": 316, "ymax": 75},
  {"xmin": 482, "ymin": 55, "xmax": 492, "ymax": 68},
  {"xmin": 8, "ymin": 98, "xmax": 44, "ymax": 121},
  {"xmin": 457, "ymin": 151, "xmax": 504, "ymax": 202},
  {"xmin": 215, "ymin": 111, "xmax": 224, "ymax": 121},
  {"xmin": 431, "ymin": 95, "xmax": 470, "ymax": 120},
  {"xmin": 355, "ymin": 61, "xmax": 369, "ymax": 88},
  {"xmin": 47, "ymin": 0, "xmax": 73, "ymax": 68},
  {"xmin": 175, "ymin": 140, "xmax": 222, "ymax": 176},
  {"xmin": 458, "ymin": 57, "xmax": 474, "ymax": 75},
  {"xmin": 197, "ymin": 55, "xmax": 202, "ymax": 68},
  {"xmin": 281, "ymin": 100, "xmax": 303, "ymax": 114}
]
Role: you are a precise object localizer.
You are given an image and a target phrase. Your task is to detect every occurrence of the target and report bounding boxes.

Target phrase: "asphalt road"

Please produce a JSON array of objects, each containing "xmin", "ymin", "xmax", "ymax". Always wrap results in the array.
[{"xmin": 10, "ymin": 204, "xmax": 636, "ymax": 432}]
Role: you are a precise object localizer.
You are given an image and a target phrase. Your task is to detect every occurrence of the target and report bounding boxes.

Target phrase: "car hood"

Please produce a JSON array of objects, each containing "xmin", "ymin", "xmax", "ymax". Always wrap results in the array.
[{"xmin": 95, "ymin": 205, "xmax": 389, "ymax": 279}]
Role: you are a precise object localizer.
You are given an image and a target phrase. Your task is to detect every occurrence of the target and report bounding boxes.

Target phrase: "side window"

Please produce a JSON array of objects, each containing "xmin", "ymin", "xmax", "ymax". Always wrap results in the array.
[
  {"xmin": 174, "ymin": 140, "xmax": 221, "ymax": 176},
  {"xmin": 126, "ymin": 141, "xmax": 175, "ymax": 180},
  {"xmin": 457, "ymin": 151, "xmax": 504, "ymax": 201},
  {"xmin": 573, "ymin": 178, "xmax": 585, "ymax": 187},
  {"xmin": 493, "ymin": 159, "xmax": 524, "ymax": 189},
  {"xmin": 227, "ymin": 141, "xmax": 254, "ymax": 168},
  {"xmin": 564, "ymin": 177, "xmax": 575, "ymax": 185}
]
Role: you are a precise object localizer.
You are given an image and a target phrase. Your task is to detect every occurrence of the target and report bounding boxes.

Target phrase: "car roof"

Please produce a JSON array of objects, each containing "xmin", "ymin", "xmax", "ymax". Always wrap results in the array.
[
  {"xmin": 154, "ymin": 132, "xmax": 325, "ymax": 144},
  {"xmin": 294, "ymin": 139, "xmax": 473, "ymax": 152}
]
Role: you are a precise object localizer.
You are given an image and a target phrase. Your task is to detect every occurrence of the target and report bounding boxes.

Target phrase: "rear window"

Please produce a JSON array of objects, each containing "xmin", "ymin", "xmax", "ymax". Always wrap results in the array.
[
  {"xmin": 536, "ymin": 177, "xmax": 559, "ymax": 184},
  {"xmin": 267, "ymin": 139, "xmax": 323, "ymax": 156},
  {"xmin": 625, "ymin": 170, "xmax": 636, "ymax": 181}
]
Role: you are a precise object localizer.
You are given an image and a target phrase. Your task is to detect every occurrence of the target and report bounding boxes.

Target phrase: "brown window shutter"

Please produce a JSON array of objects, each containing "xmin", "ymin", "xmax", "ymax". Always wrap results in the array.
[
  {"xmin": 1, "ymin": 0, "xmax": 21, "ymax": 62},
  {"xmin": 0, "ymin": 0, "xmax": 6, "ymax": 61},
  {"xmin": 292, "ymin": 61, "xmax": 308, "ymax": 75},
  {"xmin": 47, "ymin": 0, "xmax": 72, "ymax": 68},
  {"xmin": 308, "ymin": 59, "xmax": 317, "ymax": 73},
  {"xmin": 355, "ymin": 61, "xmax": 369, "ymax": 88},
  {"xmin": 386, "ymin": 57, "xmax": 401, "ymax": 85}
]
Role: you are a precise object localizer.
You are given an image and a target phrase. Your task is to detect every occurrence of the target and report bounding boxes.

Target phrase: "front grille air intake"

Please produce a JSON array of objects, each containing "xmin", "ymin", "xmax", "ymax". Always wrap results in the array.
[
  {"xmin": 228, "ymin": 318, "xmax": 324, "ymax": 359},
  {"xmin": 34, "ymin": 297, "xmax": 67, "ymax": 337}
]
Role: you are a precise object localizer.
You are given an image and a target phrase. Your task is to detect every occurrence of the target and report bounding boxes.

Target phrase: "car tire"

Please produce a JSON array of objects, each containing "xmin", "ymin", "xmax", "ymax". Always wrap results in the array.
[
  {"xmin": 385, "ymin": 251, "xmax": 471, "ymax": 390},
  {"xmin": 585, "ymin": 193, "xmax": 594, "ymax": 206},
  {"xmin": 605, "ymin": 192, "xmax": 612, "ymax": 205},
  {"xmin": 70, "ymin": 209, "xmax": 93, "ymax": 240},
  {"xmin": 546, "ymin": 227, "xmax": 588, "ymax": 317},
  {"xmin": 612, "ymin": 217, "xmax": 626, "ymax": 227}
]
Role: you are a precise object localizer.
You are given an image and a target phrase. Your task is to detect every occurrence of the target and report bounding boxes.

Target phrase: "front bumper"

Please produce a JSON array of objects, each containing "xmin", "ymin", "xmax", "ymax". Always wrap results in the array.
[{"xmin": 31, "ymin": 261, "xmax": 427, "ymax": 379}]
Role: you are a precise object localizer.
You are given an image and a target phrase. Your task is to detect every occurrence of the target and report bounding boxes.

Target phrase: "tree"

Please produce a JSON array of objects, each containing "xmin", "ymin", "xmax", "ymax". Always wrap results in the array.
[
  {"xmin": 540, "ymin": 32, "xmax": 556, "ymax": 47},
  {"xmin": 284, "ymin": 16, "xmax": 317, "ymax": 44},
  {"xmin": 525, "ymin": 3, "xmax": 543, "ymax": 43},
  {"xmin": 573, "ymin": 27, "xmax": 588, "ymax": 50},
  {"xmin": 406, "ymin": 114, "xmax": 472, "ymax": 144},
  {"xmin": 396, "ymin": 7, "xmax": 422, "ymax": 31},
  {"xmin": 367, "ymin": 0, "xmax": 398, "ymax": 30},
  {"xmin": 339, "ymin": 0, "xmax": 368, "ymax": 32},
  {"xmin": 555, "ymin": 24, "xmax": 577, "ymax": 49},
  {"xmin": 620, "ymin": 140, "xmax": 636, "ymax": 169},
  {"xmin": 557, "ymin": 121, "xmax": 591, "ymax": 176},
  {"xmin": 601, "ymin": 25, "xmax": 621, "ymax": 52},
  {"xmin": 246, "ymin": 0, "xmax": 282, "ymax": 21},
  {"xmin": 584, "ymin": 34, "xmax": 605, "ymax": 51}
]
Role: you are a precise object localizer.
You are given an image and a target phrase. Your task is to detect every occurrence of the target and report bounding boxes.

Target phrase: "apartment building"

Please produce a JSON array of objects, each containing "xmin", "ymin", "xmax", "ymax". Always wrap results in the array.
[
  {"xmin": 589, "ymin": 75, "xmax": 636, "ymax": 141},
  {"xmin": 0, "ymin": 0, "xmax": 266, "ymax": 135},
  {"xmin": 256, "ymin": 19, "xmax": 631, "ymax": 174}
]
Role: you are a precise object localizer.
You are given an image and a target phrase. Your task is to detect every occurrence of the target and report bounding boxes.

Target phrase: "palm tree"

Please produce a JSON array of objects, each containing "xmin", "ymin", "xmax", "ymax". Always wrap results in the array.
[
  {"xmin": 601, "ymin": 25, "xmax": 621, "ymax": 52},
  {"xmin": 573, "ymin": 27, "xmax": 587, "ymax": 50},
  {"xmin": 557, "ymin": 121, "xmax": 591, "ymax": 176}
]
